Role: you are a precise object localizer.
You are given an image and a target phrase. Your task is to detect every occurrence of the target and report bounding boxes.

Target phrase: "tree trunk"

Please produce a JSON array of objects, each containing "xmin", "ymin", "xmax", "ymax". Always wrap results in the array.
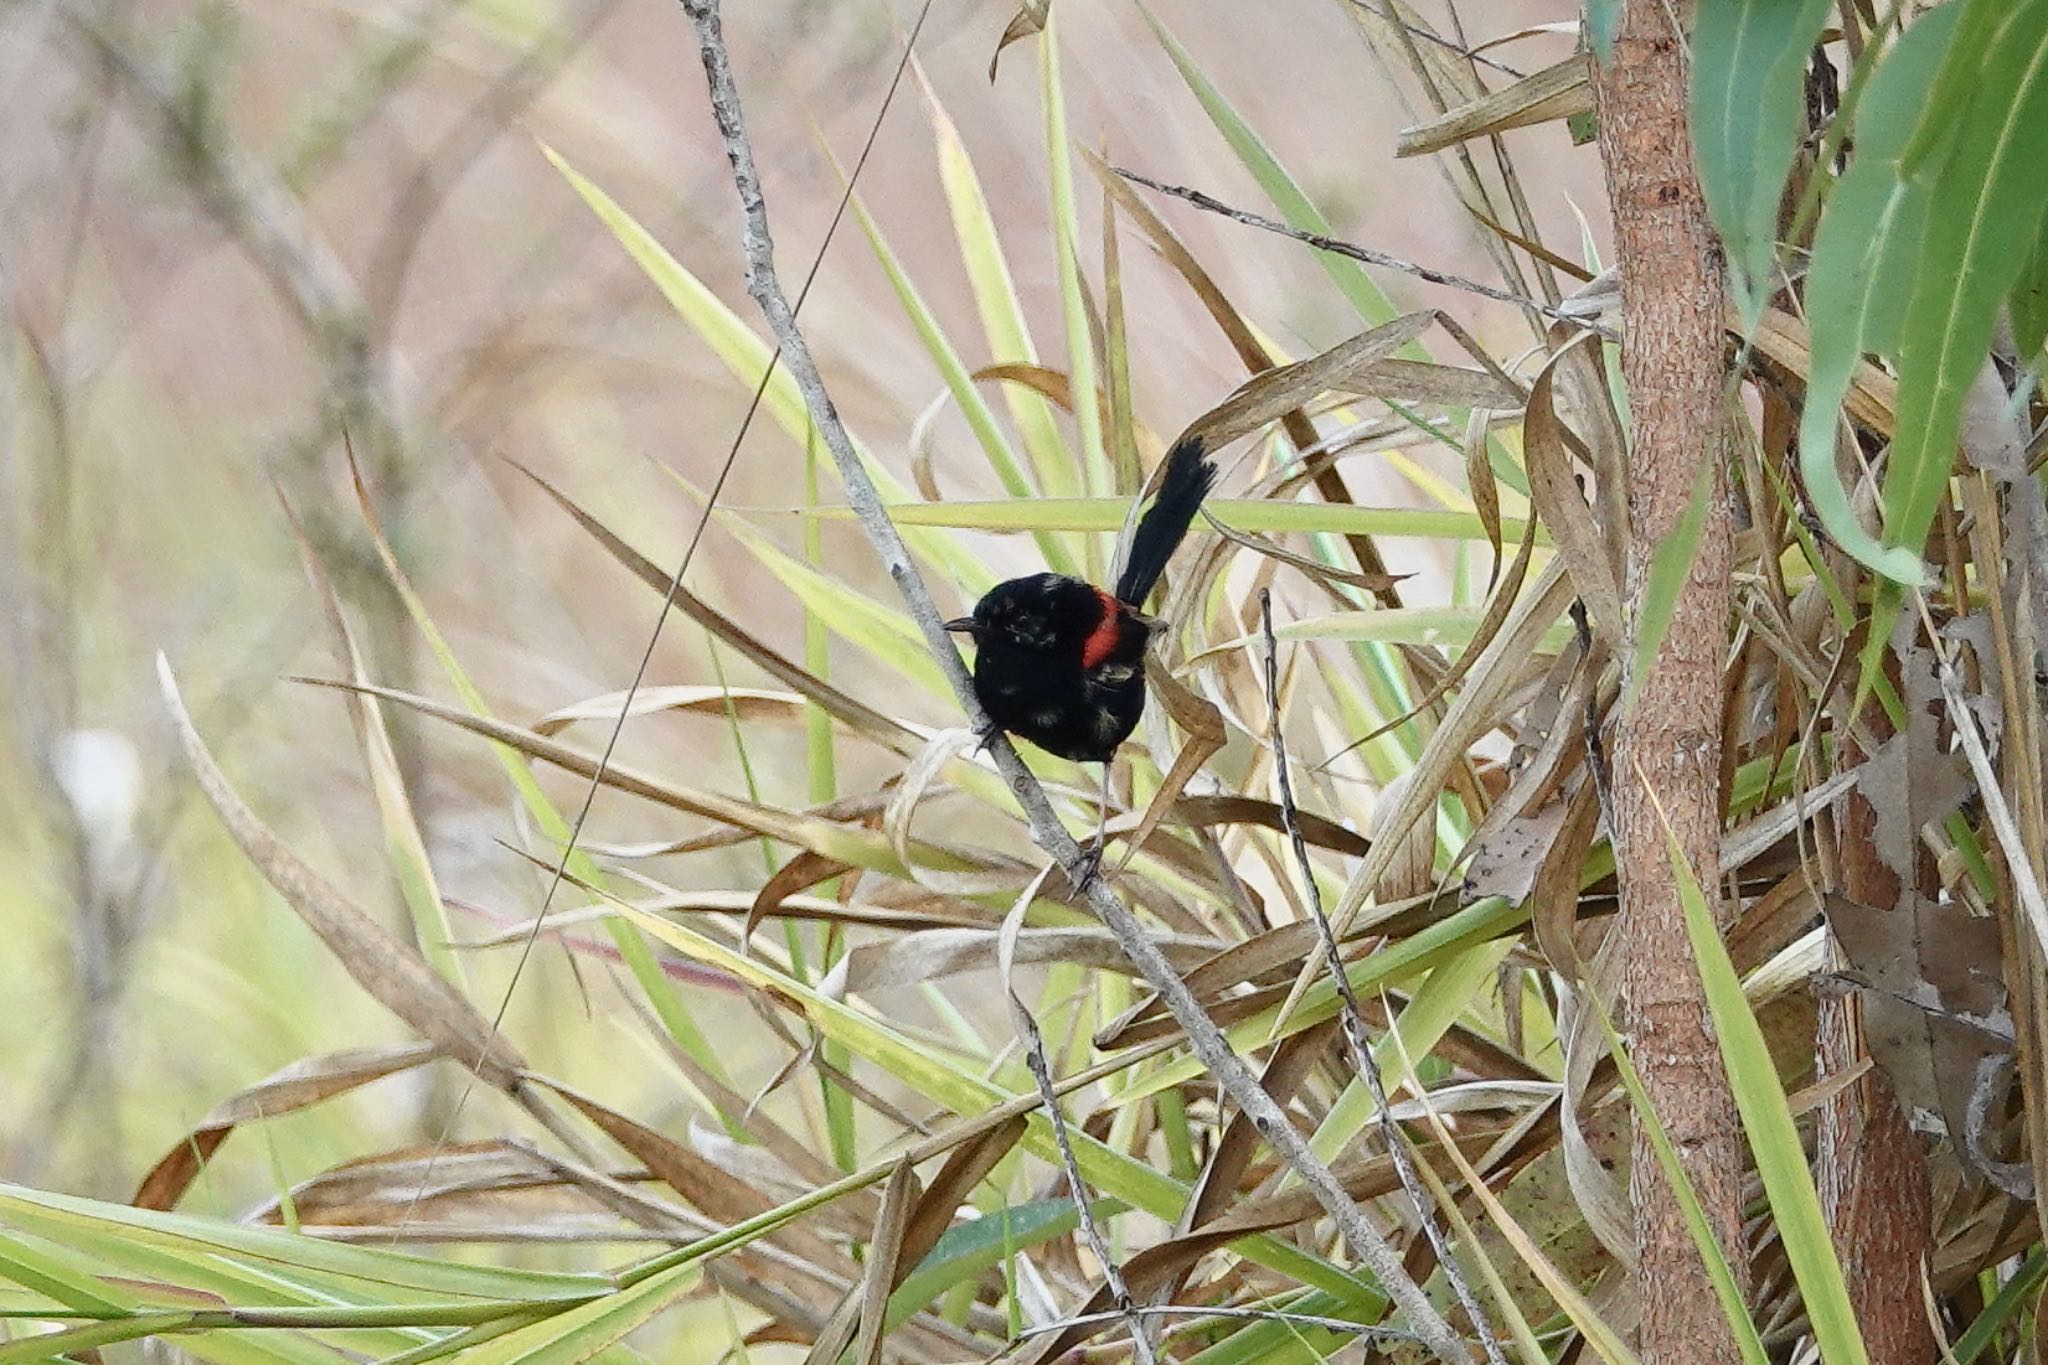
[
  {"xmin": 1818, "ymin": 739, "xmax": 1937, "ymax": 1363},
  {"xmin": 1592, "ymin": 6, "xmax": 1748, "ymax": 1362}
]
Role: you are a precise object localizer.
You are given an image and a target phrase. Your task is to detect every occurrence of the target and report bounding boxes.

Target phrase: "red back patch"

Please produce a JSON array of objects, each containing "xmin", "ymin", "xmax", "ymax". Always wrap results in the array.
[{"xmin": 1080, "ymin": 588, "xmax": 1124, "ymax": 669}]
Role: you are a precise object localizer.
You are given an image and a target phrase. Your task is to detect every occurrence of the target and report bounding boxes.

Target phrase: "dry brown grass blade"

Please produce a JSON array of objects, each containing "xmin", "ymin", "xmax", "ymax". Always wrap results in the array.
[
  {"xmin": 464, "ymin": 892, "xmax": 988, "ymax": 948},
  {"xmin": 531, "ymin": 1075, "xmax": 859, "ymax": 1283},
  {"xmin": 750, "ymin": 851, "xmax": 854, "ymax": 947},
  {"xmin": 1465, "ymin": 408, "xmax": 1505, "ymax": 573},
  {"xmin": 1203, "ymin": 517, "xmax": 1407, "ymax": 595},
  {"xmin": 1325, "ymin": 507, "xmax": 1538, "ymax": 762},
  {"xmin": 133, "ymin": 1043, "xmax": 441, "ymax": 1210},
  {"xmin": 1333, "ymin": 357, "xmax": 1524, "ymax": 409},
  {"xmin": 297, "ymin": 677, "xmax": 978, "ymax": 877},
  {"xmin": 1183, "ymin": 1020, "xmax": 1340, "ymax": 1235},
  {"xmin": 1182, "ymin": 313, "xmax": 1436, "ymax": 453},
  {"xmin": 854, "ymin": 1161, "xmax": 918, "ymax": 1365},
  {"xmin": 1524, "ymin": 335, "xmax": 1623, "ymax": 643},
  {"xmin": 821, "ymin": 927, "xmax": 1218, "ymax": 1000},
  {"xmin": 245, "ymin": 1139, "xmax": 671, "ymax": 1243},
  {"xmin": 533, "ymin": 685, "xmax": 810, "ymax": 736},
  {"xmin": 1111, "ymin": 663, "xmax": 1228, "ymax": 880},
  {"xmin": 1174, "ymin": 794, "xmax": 1371, "ymax": 856},
  {"xmin": 1395, "ymin": 55, "xmax": 1593, "ymax": 157},
  {"xmin": 515, "ymin": 460, "xmax": 918, "ymax": 754},
  {"xmin": 158, "ymin": 656, "xmax": 526, "ymax": 1091}
]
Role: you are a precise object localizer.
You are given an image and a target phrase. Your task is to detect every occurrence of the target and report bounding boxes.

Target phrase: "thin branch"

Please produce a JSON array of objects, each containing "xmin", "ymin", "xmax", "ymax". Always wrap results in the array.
[
  {"xmin": 1344, "ymin": 0, "xmax": 1528, "ymax": 79},
  {"xmin": 1260, "ymin": 590, "xmax": 1508, "ymax": 1365},
  {"xmin": 1000, "ymin": 869, "xmax": 1155, "ymax": 1364},
  {"xmin": 1114, "ymin": 164, "xmax": 1611, "ymax": 336},
  {"xmin": 675, "ymin": 4, "xmax": 1471, "ymax": 1361}
]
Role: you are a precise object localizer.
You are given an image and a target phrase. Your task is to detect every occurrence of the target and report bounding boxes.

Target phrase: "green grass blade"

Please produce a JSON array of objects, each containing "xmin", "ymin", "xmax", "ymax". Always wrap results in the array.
[
  {"xmin": 1656, "ymin": 814, "xmax": 1870, "ymax": 1365},
  {"xmin": 543, "ymin": 142, "xmax": 985, "ymax": 587},
  {"xmin": 1146, "ymin": 10, "xmax": 1403, "ymax": 331},
  {"xmin": 1588, "ymin": 993, "xmax": 1769, "ymax": 1365},
  {"xmin": 923, "ymin": 69, "xmax": 1076, "ymax": 498},
  {"xmin": 1040, "ymin": 5, "xmax": 1109, "ymax": 509},
  {"xmin": 1626, "ymin": 443, "xmax": 1718, "ymax": 712}
]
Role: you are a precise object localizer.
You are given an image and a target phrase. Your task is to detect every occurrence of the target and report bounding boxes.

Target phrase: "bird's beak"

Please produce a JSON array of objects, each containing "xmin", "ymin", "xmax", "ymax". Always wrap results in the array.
[{"xmin": 943, "ymin": 616, "xmax": 976, "ymax": 635}]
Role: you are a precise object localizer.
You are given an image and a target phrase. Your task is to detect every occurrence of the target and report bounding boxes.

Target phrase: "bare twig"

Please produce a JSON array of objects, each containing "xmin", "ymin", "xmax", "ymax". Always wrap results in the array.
[
  {"xmin": 1115, "ymin": 164, "xmax": 1610, "ymax": 336},
  {"xmin": 1259, "ymin": 591, "xmax": 1507, "ymax": 1365},
  {"xmin": 999, "ymin": 868, "xmax": 1154, "ymax": 1363},
  {"xmin": 675, "ymin": 4, "xmax": 1470, "ymax": 1360}
]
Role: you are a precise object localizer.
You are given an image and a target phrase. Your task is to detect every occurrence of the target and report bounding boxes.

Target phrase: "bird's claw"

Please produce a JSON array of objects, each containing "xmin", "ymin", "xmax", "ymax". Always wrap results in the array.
[
  {"xmin": 1067, "ymin": 837, "xmax": 1107, "ymax": 893},
  {"xmin": 971, "ymin": 723, "xmax": 1002, "ymax": 757}
]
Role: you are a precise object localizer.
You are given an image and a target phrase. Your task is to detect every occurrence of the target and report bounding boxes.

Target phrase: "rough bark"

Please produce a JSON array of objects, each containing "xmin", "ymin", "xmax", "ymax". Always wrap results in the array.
[
  {"xmin": 1818, "ymin": 739, "xmax": 1937, "ymax": 1364},
  {"xmin": 1592, "ymin": 6, "xmax": 1748, "ymax": 1362}
]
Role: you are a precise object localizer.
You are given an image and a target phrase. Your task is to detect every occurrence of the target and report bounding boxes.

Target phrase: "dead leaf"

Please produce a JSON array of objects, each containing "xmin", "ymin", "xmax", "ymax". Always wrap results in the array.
[
  {"xmin": 134, "ymin": 1043, "xmax": 440, "ymax": 1210},
  {"xmin": 988, "ymin": 1, "xmax": 1048, "ymax": 82},
  {"xmin": 1395, "ymin": 55, "xmax": 1593, "ymax": 157},
  {"xmin": 158, "ymin": 657, "xmax": 525, "ymax": 1091},
  {"xmin": 1825, "ymin": 893, "xmax": 2014, "ymax": 1155}
]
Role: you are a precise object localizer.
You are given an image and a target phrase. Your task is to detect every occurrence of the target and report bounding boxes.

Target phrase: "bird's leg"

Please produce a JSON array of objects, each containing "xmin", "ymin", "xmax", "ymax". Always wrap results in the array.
[
  {"xmin": 971, "ymin": 721, "xmax": 1003, "ymax": 757},
  {"xmin": 1068, "ymin": 760, "xmax": 1112, "ymax": 891}
]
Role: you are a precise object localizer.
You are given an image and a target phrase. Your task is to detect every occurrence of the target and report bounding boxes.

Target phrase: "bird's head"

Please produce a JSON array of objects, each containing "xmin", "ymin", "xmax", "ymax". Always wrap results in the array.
[{"xmin": 946, "ymin": 573, "xmax": 1113, "ymax": 661}]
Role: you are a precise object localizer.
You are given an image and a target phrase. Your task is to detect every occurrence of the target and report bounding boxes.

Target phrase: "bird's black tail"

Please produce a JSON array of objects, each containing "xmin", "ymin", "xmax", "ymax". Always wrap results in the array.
[{"xmin": 1114, "ymin": 436, "xmax": 1216, "ymax": 606}]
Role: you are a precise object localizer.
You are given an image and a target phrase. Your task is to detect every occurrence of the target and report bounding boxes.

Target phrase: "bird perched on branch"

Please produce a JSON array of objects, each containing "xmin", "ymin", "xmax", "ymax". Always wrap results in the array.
[{"xmin": 946, "ymin": 435, "xmax": 1216, "ymax": 764}]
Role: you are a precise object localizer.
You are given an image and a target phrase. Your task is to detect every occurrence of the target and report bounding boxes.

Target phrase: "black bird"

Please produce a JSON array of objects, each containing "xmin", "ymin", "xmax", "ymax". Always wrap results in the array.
[{"xmin": 946, "ymin": 436, "xmax": 1216, "ymax": 763}]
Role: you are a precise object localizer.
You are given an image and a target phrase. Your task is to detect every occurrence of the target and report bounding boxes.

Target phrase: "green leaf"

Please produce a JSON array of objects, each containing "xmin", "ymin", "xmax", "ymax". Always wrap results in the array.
[
  {"xmin": 1799, "ymin": 0, "xmax": 2048, "ymax": 588},
  {"xmin": 1587, "ymin": 0, "xmax": 1622, "ymax": 64},
  {"xmin": 1690, "ymin": 0, "xmax": 1833, "ymax": 322},
  {"xmin": 883, "ymin": 1199, "xmax": 1079, "ymax": 1331},
  {"xmin": 2011, "ymin": 216, "xmax": 2048, "ymax": 361},
  {"xmin": 838, "ymin": 148, "xmax": 1075, "ymax": 578},
  {"xmin": 0, "ymin": 1230, "xmax": 136, "ymax": 1314},
  {"xmin": 460, "ymin": 1261, "xmax": 699, "ymax": 1365},
  {"xmin": 1951, "ymin": 1248, "xmax": 2046, "ymax": 1364},
  {"xmin": 0, "ymin": 1185, "xmax": 608, "ymax": 1304},
  {"xmin": 1797, "ymin": 3, "xmax": 1963, "ymax": 585},
  {"xmin": 1658, "ymin": 825, "xmax": 1870, "ymax": 1365},
  {"xmin": 1883, "ymin": 1, "xmax": 2048, "ymax": 578}
]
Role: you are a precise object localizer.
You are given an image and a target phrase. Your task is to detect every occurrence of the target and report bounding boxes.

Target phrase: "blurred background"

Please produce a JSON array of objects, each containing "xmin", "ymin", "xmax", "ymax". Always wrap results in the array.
[{"xmin": 0, "ymin": 0, "xmax": 1593, "ymax": 1223}]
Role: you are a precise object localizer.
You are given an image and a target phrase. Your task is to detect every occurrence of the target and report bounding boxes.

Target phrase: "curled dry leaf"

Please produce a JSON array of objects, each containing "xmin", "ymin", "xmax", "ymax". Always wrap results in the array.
[
  {"xmin": 532, "ymin": 685, "xmax": 807, "ymax": 737},
  {"xmin": 1395, "ymin": 55, "xmax": 1594, "ymax": 157},
  {"xmin": 158, "ymin": 656, "xmax": 525, "ymax": 1092},
  {"xmin": 1181, "ymin": 313, "xmax": 1436, "ymax": 454},
  {"xmin": 134, "ymin": 1043, "xmax": 441, "ymax": 1210},
  {"xmin": 1524, "ymin": 334, "xmax": 1624, "ymax": 644},
  {"xmin": 988, "ymin": 0, "xmax": 1048, "ymax": 82}
]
